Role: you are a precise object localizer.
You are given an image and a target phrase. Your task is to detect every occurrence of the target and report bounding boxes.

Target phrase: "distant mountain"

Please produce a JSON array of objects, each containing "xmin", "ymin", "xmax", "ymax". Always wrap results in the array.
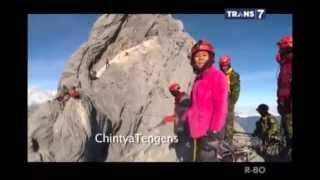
[{"xmin": 235, "ymin": 106, "xmax": 279, "ymax": 119}]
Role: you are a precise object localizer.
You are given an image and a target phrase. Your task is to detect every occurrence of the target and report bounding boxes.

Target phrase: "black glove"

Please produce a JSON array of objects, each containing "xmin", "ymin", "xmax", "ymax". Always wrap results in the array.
[
  {"xmin": 198, "ymin": 131, "xmax": 221, "ymax": 151},
  {"xmin": 207, "ymin": 131, "xmax": 220, "ymax": 141}
]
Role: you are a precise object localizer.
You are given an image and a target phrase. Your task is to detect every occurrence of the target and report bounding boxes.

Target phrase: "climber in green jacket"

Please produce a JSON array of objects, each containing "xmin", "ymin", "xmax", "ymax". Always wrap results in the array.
[{"xmin": 219, "ymin": 55, "xmax": 240, "ymax": 144}]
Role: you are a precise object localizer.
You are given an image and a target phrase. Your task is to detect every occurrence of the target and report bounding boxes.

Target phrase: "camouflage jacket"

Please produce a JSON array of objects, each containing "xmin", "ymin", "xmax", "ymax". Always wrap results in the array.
[
  {"xmin": 253, "ymin": 114, "xmax": 279, "ymax": 140},
  {"xmin": 226, "ymin": 68, "xmax": 240, "ymax": 106}
]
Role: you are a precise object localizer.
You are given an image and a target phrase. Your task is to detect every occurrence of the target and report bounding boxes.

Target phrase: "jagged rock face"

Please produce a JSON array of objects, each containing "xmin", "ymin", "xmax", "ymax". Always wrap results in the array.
[
  {"xmin": 233, "ymin": 122, "xmax": 264, "ymax": 162},
  {"xmin": 28, "ymin": 95, "xmax": 111, "ymax": 162},
  {"xmin": 28, "ymin": 14, "xmax": 196, "ymax": 162}
]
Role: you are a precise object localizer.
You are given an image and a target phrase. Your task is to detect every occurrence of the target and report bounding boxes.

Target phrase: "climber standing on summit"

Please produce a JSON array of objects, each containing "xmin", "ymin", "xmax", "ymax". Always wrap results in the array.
[
  {"xmin": 184, "ymin": 40, "xmax": 228, "ymax": 162},
  {"xmin": 219, "ymin": 55, "xmax": 240, "ymax": 145},
  {"xmin": 276, "ymin": 35, "xmax": 293, "ymax": 160}
]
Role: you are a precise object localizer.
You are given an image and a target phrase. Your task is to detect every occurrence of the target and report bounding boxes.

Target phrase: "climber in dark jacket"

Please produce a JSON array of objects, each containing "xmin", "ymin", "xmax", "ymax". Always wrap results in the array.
[
  {"xmin": 168, "ymin": 83, "xmax": 190, "ymax": 135},
  {"xmin": 167, "ymin": 83, "xmax": 193, "ymax": 161},
  {"xmin": 148, "ymin": 83, "xmax": 190, "ymax": 134}
]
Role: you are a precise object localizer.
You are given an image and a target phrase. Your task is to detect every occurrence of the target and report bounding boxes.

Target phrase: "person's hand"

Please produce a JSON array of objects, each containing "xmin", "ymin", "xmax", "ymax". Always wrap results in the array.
[{"xmin": 207, "ymin": 130, "xmax": 219, "ymax": 141}]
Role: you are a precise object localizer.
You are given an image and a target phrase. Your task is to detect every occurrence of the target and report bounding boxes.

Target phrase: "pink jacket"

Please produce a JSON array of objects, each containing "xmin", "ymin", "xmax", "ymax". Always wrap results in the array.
[{"xmin": 186, "ymin": 66, "xmax": 228, "ymax": 139}]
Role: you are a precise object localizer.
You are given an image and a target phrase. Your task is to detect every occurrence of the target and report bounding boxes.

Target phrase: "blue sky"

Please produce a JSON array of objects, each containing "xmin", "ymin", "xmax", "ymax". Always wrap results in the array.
[
  {"xmin": 28, "ymin": 14, "xmax": 292, "ymax": 115},
  {"xmin": 28, "ymin": 14, "xmax": 100, "ymax": 90}
]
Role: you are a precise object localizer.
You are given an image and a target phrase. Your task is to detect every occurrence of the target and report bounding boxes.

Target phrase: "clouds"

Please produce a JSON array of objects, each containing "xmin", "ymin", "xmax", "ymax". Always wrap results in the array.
[{"xmin": 28, "ymin": 86, "xmax": 56, "ymax": 106}]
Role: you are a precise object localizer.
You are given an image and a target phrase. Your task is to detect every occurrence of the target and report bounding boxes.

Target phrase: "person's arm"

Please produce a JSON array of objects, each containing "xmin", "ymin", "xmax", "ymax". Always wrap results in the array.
[
  {"xmin": 253, "ymin": 121, "xmax": 261, "ymax": 137},
  {"xmin": 210, "ymin": 73, "xmax": 228, "ymax": 132},
  {"xmin": 177, "ymin": 93, "xmax": 191, "ymax": 121},
  {"xmin": 268, "ymin": 117, "xmax": 279, "ymax": 138},
  {"xmin": 230, "ymin": 72, "xmax": 240, "ymax": 105}
]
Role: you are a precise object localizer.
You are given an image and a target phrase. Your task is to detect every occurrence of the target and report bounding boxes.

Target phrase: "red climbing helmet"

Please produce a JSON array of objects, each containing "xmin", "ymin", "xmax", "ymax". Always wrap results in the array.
[
  {"xmin": 168, "ymin": 83, "xmax": 180, "ymax": 93},
  {"xmin": 191, "ymin": 40, "xmax": 215, "ymax": 56},
  {"xmin": 68, "ymin": 88, "xmax": 80, "ymax": 98},
  {"xmin": 219, "ymin": 55, "xmax": 231, "ymax": 66},
  {"xmin": 277, "ymin": 35, "xmax": 293, "ymax": 49}
]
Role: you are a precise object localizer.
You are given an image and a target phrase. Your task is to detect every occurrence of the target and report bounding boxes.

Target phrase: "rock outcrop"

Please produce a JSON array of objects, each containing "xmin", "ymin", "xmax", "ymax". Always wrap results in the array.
[
  {"xmin": 28, "ymin": 14, "xmax": 263, "ymax": 162},
  {"xmin": 28, "ymin": 14, "xmax": 195, "ymax": 162}
]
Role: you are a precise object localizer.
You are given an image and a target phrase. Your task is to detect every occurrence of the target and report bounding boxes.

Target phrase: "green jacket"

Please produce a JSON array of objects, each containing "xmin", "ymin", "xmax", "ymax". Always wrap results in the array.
[
  {"xmin": 226, "ymin": 68, "xmax": 240, "ymax": 106},
  {"xmin": 253, "ymin": 114, "xmax": 279, "ymax": 140}
]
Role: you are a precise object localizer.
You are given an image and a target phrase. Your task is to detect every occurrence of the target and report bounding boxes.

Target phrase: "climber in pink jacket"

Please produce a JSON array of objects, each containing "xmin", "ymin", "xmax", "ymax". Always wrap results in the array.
[{"xmin": 185, "ymin": 40, "xmax": 228, "ymax": 161}]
